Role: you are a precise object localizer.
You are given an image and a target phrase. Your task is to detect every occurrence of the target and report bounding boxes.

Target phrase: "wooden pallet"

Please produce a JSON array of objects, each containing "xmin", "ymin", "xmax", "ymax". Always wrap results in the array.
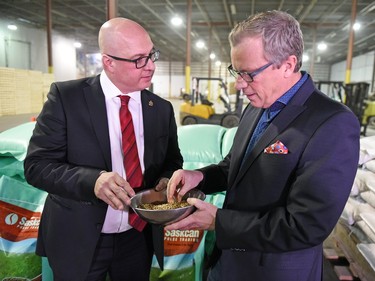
[{"xmin": 325, "ymin": 220, "xmax": 375, "ymax": 281}]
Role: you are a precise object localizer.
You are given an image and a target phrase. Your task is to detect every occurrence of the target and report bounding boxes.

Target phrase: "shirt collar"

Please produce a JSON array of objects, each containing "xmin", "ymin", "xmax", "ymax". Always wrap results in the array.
[
  {"xmin": 277, "ymin": 71, "xmax": 308, "ymax": 106},
  {"xmin": 100, "ymin": 70, "xmax": 141, "ymax": 103},
  {"xmin": 265, "ymin": 71, "xmax": 308, "ymax": 119}
]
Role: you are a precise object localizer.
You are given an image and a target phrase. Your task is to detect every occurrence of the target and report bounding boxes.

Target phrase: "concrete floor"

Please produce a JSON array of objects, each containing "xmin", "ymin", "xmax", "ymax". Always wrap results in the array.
[{"xmin": 0, "ymin": 112, "xmax": 38, "ymax": 132}]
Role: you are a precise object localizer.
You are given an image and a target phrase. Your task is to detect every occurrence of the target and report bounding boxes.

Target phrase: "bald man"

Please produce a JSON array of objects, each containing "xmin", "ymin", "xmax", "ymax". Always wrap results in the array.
[{"xmin": 24, "ymin": 18, "xmax": 183, "ymax": 281}]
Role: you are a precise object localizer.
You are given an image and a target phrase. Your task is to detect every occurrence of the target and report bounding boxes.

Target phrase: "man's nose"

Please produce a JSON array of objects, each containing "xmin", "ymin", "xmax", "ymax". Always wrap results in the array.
[
  {"xmin": 144, "ymin": 58, "xmax": 156, "ymax": 70},
  {"xmin": 235, "ymin": 77, "xmax": 247, "ymax": 90}
]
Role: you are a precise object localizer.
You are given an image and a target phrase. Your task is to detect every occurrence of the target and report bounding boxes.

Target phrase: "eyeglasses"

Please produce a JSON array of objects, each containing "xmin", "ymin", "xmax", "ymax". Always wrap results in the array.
[
  {"xmin": 106, "ymin": 49, "xmax": 160, "ymax": 69},
  {"xmin": 228, "ymin": 62, "xmax": 273, "ymax": 83}
]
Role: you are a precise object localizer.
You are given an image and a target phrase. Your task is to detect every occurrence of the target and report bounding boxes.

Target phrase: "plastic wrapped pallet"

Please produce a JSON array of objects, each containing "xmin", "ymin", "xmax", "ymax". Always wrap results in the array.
[
  {"xmin": 0, "ymin": 175, "xmax": 47, "ymax": 280},
  {"xmin": 0, "ymin": 122, "xmax": 47, "ymax": 280}
]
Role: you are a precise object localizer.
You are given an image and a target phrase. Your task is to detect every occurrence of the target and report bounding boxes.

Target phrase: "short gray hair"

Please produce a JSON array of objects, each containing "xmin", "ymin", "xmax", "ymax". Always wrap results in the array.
[{"xmin": 229, "ymin": 10, "xmax": 304, "ymax": 72}]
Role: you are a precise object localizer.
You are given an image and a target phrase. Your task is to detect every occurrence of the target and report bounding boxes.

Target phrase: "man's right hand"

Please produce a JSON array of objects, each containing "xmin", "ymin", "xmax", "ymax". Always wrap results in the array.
[
  {"xmin": 167, "ymin": 169, "xmax": 204, "ymax": 203},
  {"xmin": 94, "ymin": 171, "xmax": 133, "ymax": 210}
]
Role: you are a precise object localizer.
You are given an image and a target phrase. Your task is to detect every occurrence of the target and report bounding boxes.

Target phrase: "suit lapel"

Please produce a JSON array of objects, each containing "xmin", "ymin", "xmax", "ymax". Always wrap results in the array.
[
  {"xmin": 140, "ymin": 90, "xmax": 155, "ymax": 169},
  {"xmin": 83, "ymin": 76, "xmax": 112, "ymax": 170},
  {"xmin": 228, "ymin": 106, "xmax": 262, "ymax": 185},
  {"xmin": 230, "ymin": 76, "xmax": 316, "ymax": 188}
]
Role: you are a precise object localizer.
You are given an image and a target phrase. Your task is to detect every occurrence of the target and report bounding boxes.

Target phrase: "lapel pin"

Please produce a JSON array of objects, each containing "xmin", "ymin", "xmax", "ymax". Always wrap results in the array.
[{"xmin": 148, "ymin": 100, "xmax": 154, "ymax": 107}]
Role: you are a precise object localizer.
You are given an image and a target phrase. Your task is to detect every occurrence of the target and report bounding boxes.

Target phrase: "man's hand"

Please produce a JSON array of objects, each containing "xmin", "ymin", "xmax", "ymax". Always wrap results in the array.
[
  {"xmin": 164, "ymin": 198, "xmax": 218, "ymax": 231},
  {"xmin": 167, "ymin": 169, "xmax": 204, "ymax": 203},
  {"xmin": 94, "ymin": 171, "xmax": 134, "ymax": 210},
  {"xmin": 154, "ymin": 177, "xmax": 169, "ymax": 192}
]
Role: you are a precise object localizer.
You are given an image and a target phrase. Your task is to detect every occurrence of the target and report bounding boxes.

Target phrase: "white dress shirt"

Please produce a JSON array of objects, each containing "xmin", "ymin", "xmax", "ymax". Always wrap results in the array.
[{"xmin": 99, "ymin": 71, "xmax": 145, "ymax": 233}]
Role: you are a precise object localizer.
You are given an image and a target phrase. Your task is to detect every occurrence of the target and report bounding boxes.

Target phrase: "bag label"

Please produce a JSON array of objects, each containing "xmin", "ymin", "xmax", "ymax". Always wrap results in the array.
[
  {"xmin": 164, "ymin": 229, "xmax": 204, "ymax": 256},
  {"xmin": 0, "ymin": 200, "xmax": 41, "ymax": 241}
]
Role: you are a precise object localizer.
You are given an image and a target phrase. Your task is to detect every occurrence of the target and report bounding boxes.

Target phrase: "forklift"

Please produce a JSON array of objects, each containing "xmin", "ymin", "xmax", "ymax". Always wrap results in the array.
[
  {"xmin": 315, "ymin": 81, "xmax": 375, "ymax": 136},
  {"xmin": 179, "ymin": 77, "xmax": 243, "ymax": 128},
  {"xmin": 344, "ymin": 82, "xmax": 375, "ymax": 136}
]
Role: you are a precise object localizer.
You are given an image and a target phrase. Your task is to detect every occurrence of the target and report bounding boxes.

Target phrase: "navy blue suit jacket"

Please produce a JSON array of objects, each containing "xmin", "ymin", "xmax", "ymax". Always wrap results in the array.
[{"xmin": 200, "ymin": 75, "xmax": 360, "ymax": 281}]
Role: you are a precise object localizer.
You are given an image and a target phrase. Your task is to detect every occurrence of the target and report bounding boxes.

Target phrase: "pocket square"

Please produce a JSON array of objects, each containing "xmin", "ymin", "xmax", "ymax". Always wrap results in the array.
[{"xmin": 264, "ymin": 140, "xmax": 288, "ymax": 154}]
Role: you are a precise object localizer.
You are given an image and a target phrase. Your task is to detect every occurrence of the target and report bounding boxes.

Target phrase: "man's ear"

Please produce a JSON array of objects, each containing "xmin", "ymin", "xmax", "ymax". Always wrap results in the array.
[
  {"xmin": 283, "ymin": 55, "xmax": 298, "ymax": 77},
  {"xmin": 102, "ymin": 55, "xmax": 115, "ymax": 72}
]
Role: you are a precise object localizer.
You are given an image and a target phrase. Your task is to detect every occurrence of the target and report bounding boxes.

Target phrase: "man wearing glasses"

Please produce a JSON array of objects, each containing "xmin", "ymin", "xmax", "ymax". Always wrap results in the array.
[
  {"xmin": 166, "ymin": 10, "xmax": 360, "ymax": 281},
  {"xmin": 24, "ymin": 18, "xmax": 182, "ymax": 280}
]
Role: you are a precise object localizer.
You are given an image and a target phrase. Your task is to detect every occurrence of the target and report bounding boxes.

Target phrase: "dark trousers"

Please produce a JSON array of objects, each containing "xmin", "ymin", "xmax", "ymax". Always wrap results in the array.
[{"xmin": 85, "ymin": 226, "xmax": 153, "ymax": 281}]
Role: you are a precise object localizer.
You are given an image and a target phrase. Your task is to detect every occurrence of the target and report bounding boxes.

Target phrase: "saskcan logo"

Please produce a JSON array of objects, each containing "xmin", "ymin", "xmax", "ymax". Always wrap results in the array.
[
  {"xmin": 0, "ymin": 200, "xmax": 41, "ymax": 242},
  {"xmin": 164, "ymin": 229, "xmax": 204, "ymax": 256}
]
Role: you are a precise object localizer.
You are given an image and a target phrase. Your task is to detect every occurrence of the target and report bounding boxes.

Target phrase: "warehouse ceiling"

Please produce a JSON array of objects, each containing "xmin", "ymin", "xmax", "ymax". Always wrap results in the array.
[{"xmin": 0, "ymin": 0, "xmax": 374, "ymax": 65}]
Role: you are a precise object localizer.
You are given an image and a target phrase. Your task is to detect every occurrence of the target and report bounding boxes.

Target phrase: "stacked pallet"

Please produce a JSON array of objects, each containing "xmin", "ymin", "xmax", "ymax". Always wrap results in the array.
[
  {"xmin": 328, "ymin": 135, "xmax": 375, "ymax": 281},
  {"xmin": 0, "ymin": 68, "xmax": 16, "ymax": 115},
  {"xmin": 0, "ymin": 67, "xmax": 55, "ymax": 116},
  {"xmin": 15, "ymin": 69, "xmax": 31, "ymax": 114}
]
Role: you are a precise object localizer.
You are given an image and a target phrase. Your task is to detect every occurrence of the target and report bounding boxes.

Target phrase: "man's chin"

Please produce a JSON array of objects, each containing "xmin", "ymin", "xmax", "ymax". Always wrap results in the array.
[{"xmin": 141, "ymin": 77, "xmax": 153, "ymax": 86}]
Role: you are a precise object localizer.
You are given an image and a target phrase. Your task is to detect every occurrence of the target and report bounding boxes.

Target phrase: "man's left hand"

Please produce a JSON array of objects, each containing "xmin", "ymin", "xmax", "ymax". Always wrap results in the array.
[
  {"xmin": 154, "ymin": 177, "xmax": 169, "ymax": 191},
  {"xmin": 164, "ymin": 198, "xmax": 218, "ymax": 231}
]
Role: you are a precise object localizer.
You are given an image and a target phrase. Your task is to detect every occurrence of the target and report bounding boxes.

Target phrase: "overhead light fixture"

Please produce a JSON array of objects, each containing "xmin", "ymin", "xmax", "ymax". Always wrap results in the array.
[
  {"xmin": 74, "ymin": 42, "xmax": 82, "ymax": 48},
  {"xmin": 303, "ymin": 54, "xmax": 309, "ymax": 62},
  {"xmin": 196, "ymin": 40, "xmax": 205, "ymax": 49},
  {"xmin": 215, "ymin": 61, "xmax": 222, "ymax": 67},
  {"xmin": 230, "ymin": 4, "xmax": 237, "ymax": 15},
  {"xmin": 210, "ymin": 53, "xmax": 216, "ymax": 60},
  {"xmin": 7, "ymin": 24, "xmax": 17, "ymax": 30},
  {"xmin": 317, "ymin": 42, "xmax": 327, "ymax": 51},
  {"xmin": 327, "ymin": 32, "xmax": 336, "ymax": 38},
  {"xmin": 171, "ymin": 16, "xmax": 182, "ymax": 26},
  {"xmin": 353, "ymin": 22, "xmax": 361, "ymax": 31}
]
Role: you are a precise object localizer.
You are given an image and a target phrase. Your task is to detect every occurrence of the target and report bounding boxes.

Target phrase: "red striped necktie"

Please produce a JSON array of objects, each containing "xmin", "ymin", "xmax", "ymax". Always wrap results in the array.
[{"xmin": 119, "ymin": 95, "xmax": 146, "ymax": 231}]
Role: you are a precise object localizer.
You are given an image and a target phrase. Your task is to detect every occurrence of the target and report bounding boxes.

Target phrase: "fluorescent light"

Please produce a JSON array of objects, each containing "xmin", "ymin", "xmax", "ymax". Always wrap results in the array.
[
  {"xmin": 196, "ymin": 40, "xmax": 205, "ymax": 49},
  {"xmin": 171, "ymin": 16, "xmax": 182, "ymax": 26},
  {"xmin": 317, "ymin": 42, "xmax": 327, "ymax": 51},
  {"xmin": 7, "ymin": 24, "xmax": 17, "ymax": 30},
  {"xmin": 230, "ymin": 4, "xmax": 237, "ymax": 15}
]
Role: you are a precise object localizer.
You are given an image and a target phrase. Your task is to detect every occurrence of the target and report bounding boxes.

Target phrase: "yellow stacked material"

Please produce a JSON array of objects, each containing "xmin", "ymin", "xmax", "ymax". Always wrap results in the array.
[
  {"xmin": 0, "ymin": 68, "xmax": 55, "ymax": 116},
  {"xmin": 15, "ymin": 69, "xmax": 31, "ymax": 114},
  {"xmin": 0, "ymin": 68, "xmax": 16, "ymax": 116}
]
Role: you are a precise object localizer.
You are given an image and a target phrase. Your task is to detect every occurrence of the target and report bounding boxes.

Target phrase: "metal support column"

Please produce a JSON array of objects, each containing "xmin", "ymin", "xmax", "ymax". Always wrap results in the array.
[
  {"xmin": 46, "ymin": 0, "xmax": 53, "ymax": 73},
  {"xmin": 345, "ymin": 0, "xmax": 357, "ymax": 84},
  {"xmin": 185, "ymin": 0, "xmax": 192, "ymax": 95},
  {"xmin": 107, "ymin": 0, "xmax": 117, "ymax": 19}
]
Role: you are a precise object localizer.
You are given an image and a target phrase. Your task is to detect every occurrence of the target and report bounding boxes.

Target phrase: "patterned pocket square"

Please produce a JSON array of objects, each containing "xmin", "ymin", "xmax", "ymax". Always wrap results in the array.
[{"xmin": 264, "ymin": 140, "xmax": 288, "ymax": 154}]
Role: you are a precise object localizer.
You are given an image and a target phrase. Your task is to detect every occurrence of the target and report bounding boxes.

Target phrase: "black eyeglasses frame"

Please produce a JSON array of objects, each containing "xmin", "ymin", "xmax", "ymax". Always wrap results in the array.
[
  {"xmin": 228, "ymin": 62, "xmax": 273, "ymax": 83},
  {"xmin": 106, "ymin": 49, "xmax": 160, "ymax": 69}
]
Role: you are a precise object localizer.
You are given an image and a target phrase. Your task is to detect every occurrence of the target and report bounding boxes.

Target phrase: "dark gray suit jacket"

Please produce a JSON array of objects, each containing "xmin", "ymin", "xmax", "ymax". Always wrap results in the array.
[
  {"xmin": 200, "ymin": 76, "xmax": 360, "ymax": 281},
  {"xmin": 24, "ymin": 75, "xmax": 183, "ymax": 280}
]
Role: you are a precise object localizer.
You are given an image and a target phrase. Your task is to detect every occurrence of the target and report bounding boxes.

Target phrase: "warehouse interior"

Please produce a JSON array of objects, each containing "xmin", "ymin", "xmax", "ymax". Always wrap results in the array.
[{"xmin": 1, "ymin": 1, "xmax": 375, "ymax": 281}]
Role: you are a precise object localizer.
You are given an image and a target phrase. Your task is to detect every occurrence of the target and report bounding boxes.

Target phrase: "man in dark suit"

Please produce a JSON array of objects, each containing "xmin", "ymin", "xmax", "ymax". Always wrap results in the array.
[
  {"xmin": 165, "ymin": 10, "xmax": 360, "ymax": 281},
  {"xmin": 24, "ymin": 18, "xmax": 182, "ymax": 281}
]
